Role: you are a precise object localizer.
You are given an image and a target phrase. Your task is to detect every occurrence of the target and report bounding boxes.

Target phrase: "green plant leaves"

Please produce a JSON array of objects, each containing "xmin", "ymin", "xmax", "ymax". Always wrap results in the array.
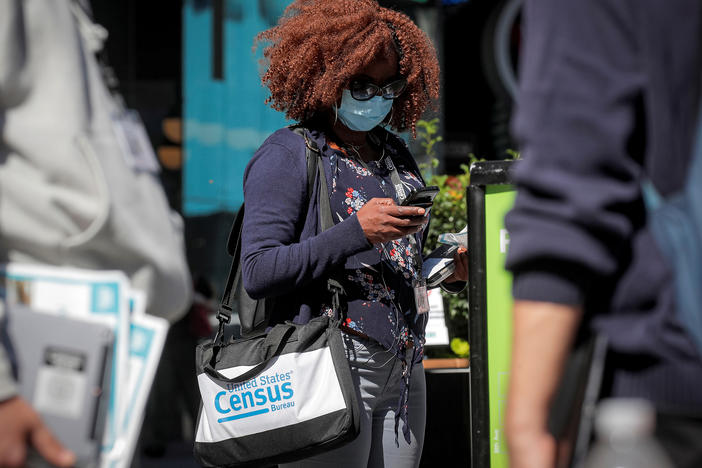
[{"xmin": 415, "ymin": 118, "xmax": 519, "ymax": 357}]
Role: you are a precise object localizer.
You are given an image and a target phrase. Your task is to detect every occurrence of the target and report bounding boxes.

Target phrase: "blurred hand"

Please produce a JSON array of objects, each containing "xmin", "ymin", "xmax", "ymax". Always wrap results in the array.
[
  {"xmin": 357, "ymin": 198, "xmax": 426, "ymax": 245},
  {"xmin": 506, "ymin": 428, "xmax": 557, "ymax": 468},
  {"xmin": 0, "ymin": 396, "xmax": 75, "ymax": 468},
  {"xmin": 444, "ymin": 247, "xmax": 468, "ymax": 283},
  {"xmin": 506, "ymin": 300, "xmax": 582, "ymax": 468}
]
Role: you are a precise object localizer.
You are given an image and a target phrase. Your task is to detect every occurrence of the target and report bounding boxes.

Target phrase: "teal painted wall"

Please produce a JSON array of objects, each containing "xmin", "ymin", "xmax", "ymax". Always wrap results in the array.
[{"xmin": 183, "ymin": 0, "xmax": 291, "ymax": 215}]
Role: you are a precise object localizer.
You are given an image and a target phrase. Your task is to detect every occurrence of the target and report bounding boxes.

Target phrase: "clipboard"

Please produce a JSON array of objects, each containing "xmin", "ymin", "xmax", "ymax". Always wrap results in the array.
[
  {"xmin": 6, "ymin": 304, "xmax": 114, "ymax": 468},
  {"xmin": 423, "ymin": 244, "xmax": 458, "ymax": 288}
]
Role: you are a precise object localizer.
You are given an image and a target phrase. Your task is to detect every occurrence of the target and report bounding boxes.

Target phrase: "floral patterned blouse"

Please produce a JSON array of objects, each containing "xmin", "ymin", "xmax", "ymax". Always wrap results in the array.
[{"xmin": 321, "ymin": 135, "xmax": 428, "ymax": 362}]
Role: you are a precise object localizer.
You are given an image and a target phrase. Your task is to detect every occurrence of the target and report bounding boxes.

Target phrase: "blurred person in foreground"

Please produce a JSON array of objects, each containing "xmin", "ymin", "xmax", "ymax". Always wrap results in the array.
[
  {"xmin": 0, "ymin": 0, "xmax": 192, "ymax": 466},
  {"xmin": 504, "ymin": 1, "xmax": 702, "ymax": 467},
  {"xmin": 242, "ymin": 1, "xmax": 466, "ymax": 465}
]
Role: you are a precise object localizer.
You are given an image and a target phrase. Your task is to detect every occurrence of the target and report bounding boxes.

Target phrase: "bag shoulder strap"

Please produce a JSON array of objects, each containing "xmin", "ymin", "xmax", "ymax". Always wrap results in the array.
[
  {"xmin": 289, "ymin": 125, "xmax": 335, "ymax": 231},
  {"xmin": 289, "ymin": 127, "xmax": 342, "ymax": 308},
  {"xmin": 291, "ymin": 126, "xmax": 320, "ymax": 202},
  {"xmin": 216, "ymin": 205, "xmax": 246, "ymax": 325}
]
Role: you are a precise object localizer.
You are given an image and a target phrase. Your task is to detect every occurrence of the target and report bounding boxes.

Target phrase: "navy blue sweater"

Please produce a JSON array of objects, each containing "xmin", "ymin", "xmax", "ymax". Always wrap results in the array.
[{"xmin": 505, "ymin": 0, "xmax": 702, "ymax": 412}]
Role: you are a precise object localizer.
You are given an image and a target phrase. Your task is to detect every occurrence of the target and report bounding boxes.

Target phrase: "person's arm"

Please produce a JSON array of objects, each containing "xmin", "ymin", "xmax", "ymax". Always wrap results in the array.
[
  {"xmin": 506, "ymin": 0, "xmax": 643, "ymax": 304},
  {"xmin": 241, "ymin": 138, "xmax": 368, "ymax": 299},
  {"xmin": 506, "ymin": 301, "xmax": 583, "ymax": 468},
  {"xmin": 0, "ymin": 6, "xmax": 74, "ymax": 465},
  {"xmin": 504, "ymin": 0, "xmax": 643, "ymax": 466},
  {"xmin": 241, "ymin": 135, "xmax": 425, "ymax": 299}
]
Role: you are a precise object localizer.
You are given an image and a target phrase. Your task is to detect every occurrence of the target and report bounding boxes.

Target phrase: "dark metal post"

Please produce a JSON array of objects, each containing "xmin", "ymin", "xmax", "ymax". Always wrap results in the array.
[
  {"xmin": 467, "ymin": 183, "xmax": 489, "ymax": 468},
  {"xmin": 467, "ymin": 160, "xmax": 516, "ymax": 468}
]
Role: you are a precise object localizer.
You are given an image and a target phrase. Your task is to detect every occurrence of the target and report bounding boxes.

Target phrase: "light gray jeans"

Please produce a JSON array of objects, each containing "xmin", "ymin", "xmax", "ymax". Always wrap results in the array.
[{"xmin": 280, "ymin": 333, "xmax": 426, "ymax": 468}]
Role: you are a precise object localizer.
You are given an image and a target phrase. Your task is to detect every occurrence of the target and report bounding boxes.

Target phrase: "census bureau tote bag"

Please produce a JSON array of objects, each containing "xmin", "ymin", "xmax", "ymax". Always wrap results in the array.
[{"xmin": 194, "ymin": 315, "xmax": 360, "ymax": 467}]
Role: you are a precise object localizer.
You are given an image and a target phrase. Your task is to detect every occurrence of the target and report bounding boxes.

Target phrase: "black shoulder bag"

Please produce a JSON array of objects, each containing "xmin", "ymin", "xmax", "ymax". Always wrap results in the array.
[{"xmin": 193, "ymin": 127, "xmax": 360, "ymax": 468}]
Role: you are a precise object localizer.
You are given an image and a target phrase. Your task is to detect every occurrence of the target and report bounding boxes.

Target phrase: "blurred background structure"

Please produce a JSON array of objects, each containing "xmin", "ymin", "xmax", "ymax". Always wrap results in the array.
[{"xmin": 85, "ymin": 0, "xmax": 523, "ymax": 465}]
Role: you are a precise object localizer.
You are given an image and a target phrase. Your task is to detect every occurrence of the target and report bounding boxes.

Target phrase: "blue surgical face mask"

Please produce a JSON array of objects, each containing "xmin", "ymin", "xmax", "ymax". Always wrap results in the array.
[{"xmin": 334, "ymin": 89, "xmax": 393, "ymax": 132}]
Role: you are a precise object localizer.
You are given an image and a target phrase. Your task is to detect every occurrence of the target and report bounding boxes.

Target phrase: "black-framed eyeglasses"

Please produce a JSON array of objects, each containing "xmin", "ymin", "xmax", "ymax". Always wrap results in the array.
[{"xmin": 349, "ymin": 77, "xmax": 407, "ymax": 101}]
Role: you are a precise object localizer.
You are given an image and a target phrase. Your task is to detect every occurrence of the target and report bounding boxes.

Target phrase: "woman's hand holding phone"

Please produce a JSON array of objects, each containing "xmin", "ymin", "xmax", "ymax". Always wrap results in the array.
[
  {"xmin": 400, "ymin": 186, "xmax": 440, "ymax": 208},
  {"xmin": 357, "ymin": 198, "xmax": 427, "ymax": 244}
]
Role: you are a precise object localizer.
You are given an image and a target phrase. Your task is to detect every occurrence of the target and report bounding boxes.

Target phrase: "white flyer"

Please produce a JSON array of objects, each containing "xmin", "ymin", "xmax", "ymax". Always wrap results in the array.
[
  {"xmin": 128, "ymin": 289, "xmax": 147, "ymax": 316},
  {"xmin": 0, "ymin": 263, "xmax": 131, "ymax": 457},
  {"xmin": 103, "ymin": 305, "xmax": 168, "ymax": 468}
]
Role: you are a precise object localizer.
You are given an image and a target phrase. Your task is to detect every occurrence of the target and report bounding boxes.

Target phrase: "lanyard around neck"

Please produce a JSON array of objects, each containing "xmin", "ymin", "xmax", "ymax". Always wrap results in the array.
[
  {"xmin": 353, "ymin": 152, "xmax": 424, "ymax": 277},
  {"xmin": 354, "ymin": 152, "xmax": 406, "ymax": 202}
]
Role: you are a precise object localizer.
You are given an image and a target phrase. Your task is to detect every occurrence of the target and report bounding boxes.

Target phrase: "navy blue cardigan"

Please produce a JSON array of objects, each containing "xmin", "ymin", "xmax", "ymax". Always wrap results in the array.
[{"xmin": 241, "ymin": 125, "xmax": 430, "ymax": 327}]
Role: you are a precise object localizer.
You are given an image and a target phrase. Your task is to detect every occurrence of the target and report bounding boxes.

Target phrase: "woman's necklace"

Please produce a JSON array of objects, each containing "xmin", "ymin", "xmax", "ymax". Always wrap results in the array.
[
  {"xmin": 344, "ymin": 142, "xmax": 364, "ymax": 160},
  {"xmin": 342, "ymin": 136, "xmax": 385, "ymax": 164}
]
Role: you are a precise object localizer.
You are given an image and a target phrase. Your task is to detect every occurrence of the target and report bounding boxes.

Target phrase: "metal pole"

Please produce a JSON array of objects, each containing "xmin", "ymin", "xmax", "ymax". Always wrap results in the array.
[{"xmin": 467, "ymin": 183, "xmax": 490, "ymax": 468}]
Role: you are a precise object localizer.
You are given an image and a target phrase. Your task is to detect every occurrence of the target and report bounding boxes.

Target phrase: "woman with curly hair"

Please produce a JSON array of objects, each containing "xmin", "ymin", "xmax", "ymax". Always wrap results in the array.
[{"xmin": 242, "ymin": 0, "xmax": 467, "ymax": 466}]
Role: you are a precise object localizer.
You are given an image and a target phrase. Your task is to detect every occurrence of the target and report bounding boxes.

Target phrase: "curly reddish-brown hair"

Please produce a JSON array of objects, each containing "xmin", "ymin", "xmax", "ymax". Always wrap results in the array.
[{"xmin": 254, "ymin": 0, "xmax": 440, "ymax": 136}]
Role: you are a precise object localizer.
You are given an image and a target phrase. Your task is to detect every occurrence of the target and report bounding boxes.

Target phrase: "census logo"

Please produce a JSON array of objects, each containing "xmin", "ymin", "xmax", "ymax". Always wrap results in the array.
[
  {"xmin": 195, "ymin": 347, "xmax": 348, "ymax": 444},
  {"xmin": 213, "ymin": 371, "xmax": 296, "ymax": 423}
]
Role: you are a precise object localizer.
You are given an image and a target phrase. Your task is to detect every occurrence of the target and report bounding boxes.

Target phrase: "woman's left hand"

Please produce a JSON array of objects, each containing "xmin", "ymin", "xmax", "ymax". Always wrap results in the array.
[{"xmin": 444, "ymin": 247, "xmax": 468, "ymax": 283}]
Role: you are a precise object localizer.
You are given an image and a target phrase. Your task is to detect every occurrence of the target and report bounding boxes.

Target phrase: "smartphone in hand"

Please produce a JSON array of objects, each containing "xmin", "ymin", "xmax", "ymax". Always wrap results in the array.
[{"xmin": 400, "ymin": 186, "xmax": 440, "ymax": 208}]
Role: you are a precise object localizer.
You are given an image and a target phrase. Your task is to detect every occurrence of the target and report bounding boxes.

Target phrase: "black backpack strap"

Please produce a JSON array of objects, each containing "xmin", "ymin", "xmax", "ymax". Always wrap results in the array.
[
  {"xmin": 290, "ymin": 125, "xmax": 335, "ymax": 232},
  {"xmin": 317, "ymin": 154, "xmax": 335, "ymax": 232},
  {"xmin": 288, "ymin": 126, "xmax": 318, "ymax": 201},
  {"xmin": 290, "ymin": 127, "xmax": 343, "ymax": 319}
]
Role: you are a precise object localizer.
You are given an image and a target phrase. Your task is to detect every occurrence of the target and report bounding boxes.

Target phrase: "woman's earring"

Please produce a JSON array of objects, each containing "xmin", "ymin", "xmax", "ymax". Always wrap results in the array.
[
  {"xmin": 383, "ymin": 106, "xmax": 394, "ymax": 127},
  {"xmin": 334, "ymin": 105, "xmax": 339, "ymax": 125}
]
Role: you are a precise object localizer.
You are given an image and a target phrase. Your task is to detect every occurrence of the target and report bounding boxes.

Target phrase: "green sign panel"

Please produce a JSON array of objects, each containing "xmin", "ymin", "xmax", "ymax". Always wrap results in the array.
[{"xmin": 484, "ymin": 185, "xmax": 515, "ymax": 467}]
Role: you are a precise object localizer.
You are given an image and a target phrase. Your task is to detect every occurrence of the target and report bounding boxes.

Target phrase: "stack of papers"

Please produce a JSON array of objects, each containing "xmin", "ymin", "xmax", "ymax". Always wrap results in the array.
[
  {"xmin": 1, "ymin": 263, "xmax": 169, "ymax": 468},
  {"xmin": 438, "ymin": 226, "xmax": 468, "ymax": 248}
]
